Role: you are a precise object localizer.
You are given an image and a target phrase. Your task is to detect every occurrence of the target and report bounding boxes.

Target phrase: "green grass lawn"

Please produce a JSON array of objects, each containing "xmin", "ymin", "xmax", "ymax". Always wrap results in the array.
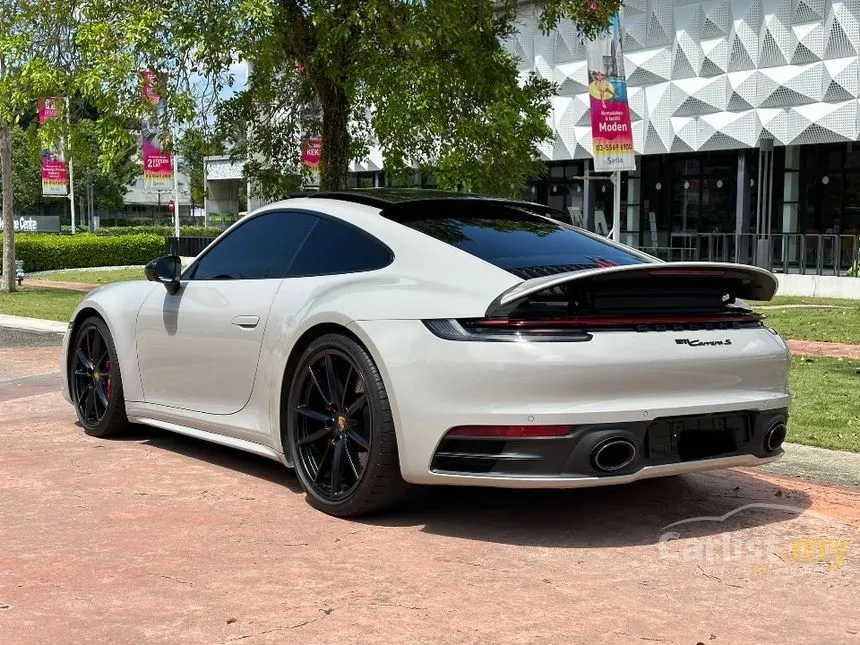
[
  {"xmin": 759, "ymin": 307, "xmax": 860, "ymax": 345},
  {"xmin": 746, "ymin": 296, "xmax": 860, "ymax": 345},
  {"xmin": 34, "ymin": 268, "xmax": 146, "ymax": 285},
  {"xmin": 788, "ymin": 356, "xmax": 860, "ymax": 453},
  {"xmin": 759, "ymin": 295, "xmax": 860, "ymax": 307},
  {"xmin": 0, "ymin": 287, "xmax": 86, "ymax": 322}
]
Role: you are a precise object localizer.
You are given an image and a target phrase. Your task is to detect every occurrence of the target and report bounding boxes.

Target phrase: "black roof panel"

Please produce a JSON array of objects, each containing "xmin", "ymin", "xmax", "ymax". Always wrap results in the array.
[{"xmin": 287, "ymin": 188, "xmax": 565, "ymax": 218}]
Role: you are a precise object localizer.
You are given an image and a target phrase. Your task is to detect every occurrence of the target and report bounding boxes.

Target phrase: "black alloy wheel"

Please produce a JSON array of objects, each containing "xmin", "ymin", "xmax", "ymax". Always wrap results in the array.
[
  {"xmin": 287, "ymin": 334, "xmax": 407, "ymax": 516},
  {"xmin": 69, "ymin": 316, "xmax": 128, "ymax": 437}
]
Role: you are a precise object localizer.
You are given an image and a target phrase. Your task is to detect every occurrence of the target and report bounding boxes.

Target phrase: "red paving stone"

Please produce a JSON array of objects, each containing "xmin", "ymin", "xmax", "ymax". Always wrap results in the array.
[
  {"xmin": 788, "ymin": 339, "xmax": 860, "ymax": 360},
  {"xmin": 0, "ymin": 347, "xmax": 858, "ymax": 644}
]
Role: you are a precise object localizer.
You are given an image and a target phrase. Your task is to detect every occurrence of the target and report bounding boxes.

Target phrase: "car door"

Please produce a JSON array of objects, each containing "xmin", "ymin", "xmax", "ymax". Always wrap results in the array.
[{"xmin": 135, "ymin": 210, "xmax": 318, "ymax": 415}]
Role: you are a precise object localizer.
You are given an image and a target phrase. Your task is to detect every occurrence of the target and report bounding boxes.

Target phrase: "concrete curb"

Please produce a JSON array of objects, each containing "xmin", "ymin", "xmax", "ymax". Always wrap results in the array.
[
  {"xmin": 761, "ymin": 442, "xmax": 860, "ymax": 488},
  {"xmin": 0, "ymin": 314, "xmax": 67, "ymax": 334}
]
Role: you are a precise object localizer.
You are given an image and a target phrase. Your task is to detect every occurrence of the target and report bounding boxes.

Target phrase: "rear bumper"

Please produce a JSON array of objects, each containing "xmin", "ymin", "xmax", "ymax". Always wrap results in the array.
[
  {"xmin": 348, "ymin": 320, "xmax": 791, "ymax": 486},
  {"xmin": 411, "ymin": 453, "xmax": 784, "ymax": 489}
]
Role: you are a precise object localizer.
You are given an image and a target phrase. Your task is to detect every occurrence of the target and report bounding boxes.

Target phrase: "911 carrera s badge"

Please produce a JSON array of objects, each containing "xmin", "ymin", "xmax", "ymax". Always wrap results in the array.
[{"xmin": 675, "ymin": 338, "xmax": 732, "ymax": 347}]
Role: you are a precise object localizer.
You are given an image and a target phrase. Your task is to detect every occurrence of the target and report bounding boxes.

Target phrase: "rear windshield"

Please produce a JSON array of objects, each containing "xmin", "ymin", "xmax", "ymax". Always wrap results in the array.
[{"xmin": 384, "ymin": 202, "xmax": 645, "ymax": 279}]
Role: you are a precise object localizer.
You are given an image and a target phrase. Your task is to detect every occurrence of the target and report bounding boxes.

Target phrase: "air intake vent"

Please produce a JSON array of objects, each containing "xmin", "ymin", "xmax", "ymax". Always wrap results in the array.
[{"xmin": 508, "ymin": 263, "xmax": 596, "ymax": 280}]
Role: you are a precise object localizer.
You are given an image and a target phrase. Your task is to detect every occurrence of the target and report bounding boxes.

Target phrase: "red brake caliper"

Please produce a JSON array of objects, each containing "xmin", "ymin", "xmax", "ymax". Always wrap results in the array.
[{"xmin": 105, "ymin": 360, "xmax": 112, "ymax": 399}]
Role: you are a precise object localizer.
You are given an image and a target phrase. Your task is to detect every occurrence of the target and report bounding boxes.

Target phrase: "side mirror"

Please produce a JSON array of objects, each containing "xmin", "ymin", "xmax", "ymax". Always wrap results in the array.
[{"xmin": 144, "ymin": 255, "xmax": 182, "ymax": 295}]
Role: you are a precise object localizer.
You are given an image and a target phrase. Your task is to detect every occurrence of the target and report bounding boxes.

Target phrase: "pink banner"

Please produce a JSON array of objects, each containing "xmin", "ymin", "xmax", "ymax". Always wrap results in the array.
[
  {"xmin": 142, "ymin": 135, "xmax": 173, "ymax": 191},
  {"xmin": 586, "ymin": 14, "xmax": 635, "ymax": 172},
  {"xmin": 140, "ymin": 70, "xmax": 173, "ymax": 190},
  {"xmin": 301, "ymin": 136, "xmax": 321, "ymax": 169},
  {"xmin": 38, "ymin": 97, "xmax": 60, "ymax": 125},
  {"xmin": 141, "ymin": 70, "xmax": 160, "ymax": 105},
  {"xmin": 41, "ymin": 146, "xmax": 68, "ymax": 196}
]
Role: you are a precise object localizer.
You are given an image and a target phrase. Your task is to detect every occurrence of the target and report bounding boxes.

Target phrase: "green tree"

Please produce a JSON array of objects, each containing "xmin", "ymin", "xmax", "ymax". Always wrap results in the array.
[
  {"xmin": 2, "ymin": 117, "xmax": 137, "ymax": 218},
  {"xmin": 177, "ymin": 126, "xmax": 228, "ymax": 207},
  {"xmin": 8, "ymin": 125, "xmax": 43, "ymax": 213},
  {"xmin": 0, "ymin": 1, "xmax": 180, "ymax": 290},
  {"xmin": 101, "ymin": 0, "xmax": 620, "ymax": 199},
  {"xmin": 70, "ymin": 118, "xmax": 139, "ymax": 216}
]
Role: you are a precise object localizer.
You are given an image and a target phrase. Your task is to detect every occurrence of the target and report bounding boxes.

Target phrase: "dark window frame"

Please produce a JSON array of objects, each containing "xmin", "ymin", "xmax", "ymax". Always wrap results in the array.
[{"xmin": 182, "ymin": 208, "xmax": 394, "ymax": 281}]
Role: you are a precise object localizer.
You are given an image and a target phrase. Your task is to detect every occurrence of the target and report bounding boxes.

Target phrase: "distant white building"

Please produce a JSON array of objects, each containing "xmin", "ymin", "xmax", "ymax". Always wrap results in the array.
[{"xmin": 122, "ymin": 170, "xmax": 194, "ymax": 221}]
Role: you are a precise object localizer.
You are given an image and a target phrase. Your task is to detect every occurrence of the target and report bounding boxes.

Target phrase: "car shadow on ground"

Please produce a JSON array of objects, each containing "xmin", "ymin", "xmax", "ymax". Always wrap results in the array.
[
  {"xmin": 102, "ymin": 424, "xmax": 814, "ymax": 548},
  {"xmin": 381, "ymin": 474, "xmax": 815, "ymax": 548},
  {"xmin": 93, "ymin": 422, "xmax": 305, "ymax": 494}
]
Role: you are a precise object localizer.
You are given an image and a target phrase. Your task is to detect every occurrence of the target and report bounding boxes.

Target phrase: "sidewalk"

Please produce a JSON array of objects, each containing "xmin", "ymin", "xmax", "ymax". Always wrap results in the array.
[
  {"xmin": 761, "ymin": 442, "xmax": 860, "ymax": 488},
  {"xmin": 0, "ymin": 314, "xmax": 67, "ymax": 334},
  {"xmin": 25, "ymin": 279, "xmax": 99, "ymax": 293}
]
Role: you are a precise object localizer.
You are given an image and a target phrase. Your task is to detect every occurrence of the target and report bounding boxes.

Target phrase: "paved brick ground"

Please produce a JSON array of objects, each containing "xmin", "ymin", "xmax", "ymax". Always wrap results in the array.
[{"xmin": 1, "ymin": 344, "xmax": 858, "ymax": 645}]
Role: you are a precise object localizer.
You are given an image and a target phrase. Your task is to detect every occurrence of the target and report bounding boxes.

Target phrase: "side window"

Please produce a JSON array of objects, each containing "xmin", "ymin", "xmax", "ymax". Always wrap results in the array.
[
  {"xmin": 189, "ymin": 211, "xmax": 316, "ymax": 280},
  {"xmin": 287, "ymin": 216, "xmax": 392, "ymax": 277}
]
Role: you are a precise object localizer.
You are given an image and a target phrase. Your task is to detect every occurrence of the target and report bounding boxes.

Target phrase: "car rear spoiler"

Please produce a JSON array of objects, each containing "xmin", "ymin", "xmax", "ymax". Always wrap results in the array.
[{"xmin": 485, "ymin": 262, "xmax": 779, "ymax": 318}]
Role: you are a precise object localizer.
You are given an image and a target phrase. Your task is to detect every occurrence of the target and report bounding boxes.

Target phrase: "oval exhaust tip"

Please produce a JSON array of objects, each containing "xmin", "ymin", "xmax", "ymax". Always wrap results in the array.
[
  {"xmin": 592, "ymin": 438, "xmax": 637, "ymax": 472},
  {"xmin": 765, "ymin": 422, "xmax": 787, "ymax": 453}
]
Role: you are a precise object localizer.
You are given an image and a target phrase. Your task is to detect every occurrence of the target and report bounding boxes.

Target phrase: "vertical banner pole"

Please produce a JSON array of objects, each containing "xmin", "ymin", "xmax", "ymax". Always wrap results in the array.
[
  {"xmin": 65, "ymin": 97, "xmax": 76, "ymax": 234},
  {"xmin": 612, "ymin": 171, "xmax": 622, "ymax": 242},
  {"xmin": 173, "ymin": 121, "xmax": 180, "ymax": 238}
]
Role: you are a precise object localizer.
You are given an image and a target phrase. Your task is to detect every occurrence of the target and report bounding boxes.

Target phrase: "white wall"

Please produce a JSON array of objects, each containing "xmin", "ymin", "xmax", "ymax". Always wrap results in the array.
[{"xmin": 776, "ymin": 273, "xmax": 860, "ymax": 298}]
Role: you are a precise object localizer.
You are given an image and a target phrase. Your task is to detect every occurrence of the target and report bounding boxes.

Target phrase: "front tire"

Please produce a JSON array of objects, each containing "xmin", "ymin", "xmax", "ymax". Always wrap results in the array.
[
  {"xmin": 286, "ymin": 333, "xmax": 408, "ymax": 517},
  {"xmin": 69, "ymin": 316, "xmax": 129, "ymax": 438}
]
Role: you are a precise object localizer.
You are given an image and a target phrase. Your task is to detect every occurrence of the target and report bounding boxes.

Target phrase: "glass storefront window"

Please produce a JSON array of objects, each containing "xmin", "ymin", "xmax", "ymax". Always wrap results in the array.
[
  {"xmin": 671, "ymin": 178, "xmax": 698, "ymax": 233},
  {"xmin": 700, "ymin": 178, "xmax": 734, "ymax": 233},
  {"xmin": 846, "ymin": 149, "xmax": 860, "ymax": 170},
  {"xmin": 701, "ymin": 151, "xmax": 736, "ymax": 176},
  {"xmin": 843, "ymin": 172, "xmax": 860, "ymax": 235}
]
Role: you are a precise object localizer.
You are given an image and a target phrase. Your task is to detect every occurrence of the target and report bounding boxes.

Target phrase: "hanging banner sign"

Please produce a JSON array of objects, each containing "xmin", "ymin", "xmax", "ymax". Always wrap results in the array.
[
  {"xmin": 301, "ymin": 136, "xmax": 321, "ymax": 169},
  {"xmin": 41, "ymin": 143, "xmax": 69, "ymax": 196},
  {"xmin": 38, "ymin": 97, "xmax": 69, "ymax": 196},
  {"xmin": 140, "ymin": 70, "xmax": 174, "ymax": 190},
  {"xmin": 142, "ymin": 132, "xmax": 174, "ymax": 191},
  {"xmin": 586, "ymin": 13, "xmax": 636, "ymax": 172},
  {"xmin": 141, "ymin": 70, "xmax": 160, "ymax": 105},
  {"xmin": 38, "ymin": 97, "xmax": 60, "ymax": 124}
]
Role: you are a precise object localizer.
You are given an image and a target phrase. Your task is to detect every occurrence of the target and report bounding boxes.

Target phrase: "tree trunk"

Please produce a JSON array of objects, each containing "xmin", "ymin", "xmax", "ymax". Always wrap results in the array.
[
  {"xmin": 318, "ymin": 85, "xmax": 350, "ymax": 191},
  {"xmin": 0, "ymin": 119, "xmax": 15, "ymax": 293}
]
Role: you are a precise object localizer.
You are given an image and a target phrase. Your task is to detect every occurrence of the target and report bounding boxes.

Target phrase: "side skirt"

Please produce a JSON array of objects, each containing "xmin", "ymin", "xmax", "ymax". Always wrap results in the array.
[{"xmin": 127, "ymin": 413, "xmax": 289, "ymax": 466}]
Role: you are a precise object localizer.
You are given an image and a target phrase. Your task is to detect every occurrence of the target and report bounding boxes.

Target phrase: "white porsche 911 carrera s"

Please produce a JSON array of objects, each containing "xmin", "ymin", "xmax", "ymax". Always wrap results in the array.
[{"xmin": 61, "ymin": 189, "xmax": 791, "ymax": 516}]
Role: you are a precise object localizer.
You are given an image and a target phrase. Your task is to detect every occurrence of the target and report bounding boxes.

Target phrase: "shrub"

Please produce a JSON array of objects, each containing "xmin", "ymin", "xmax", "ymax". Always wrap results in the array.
[
  {"xmin": 2, "ymin": 233, "xmax": 166, "ymax": 272},
  {"xmin": 93, "ymin": 225, "xmax": 222, "ymax": 237},
  {"xmin": 848, "ymin": 257, "xmax": 860, "ymax": 278}
]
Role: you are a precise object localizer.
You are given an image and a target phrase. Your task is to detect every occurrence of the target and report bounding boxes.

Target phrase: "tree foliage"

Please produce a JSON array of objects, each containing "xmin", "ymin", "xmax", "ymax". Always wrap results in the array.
[
  {"xmin": 140, "ymin": 0, "xmax": 621, "ymax": 198},
  {"xmin": 0, "ymin": 0, "xmax": 155, "ymax": 290},
  {"xmin": 0, "ymin": 0, "xmax": 623, "ymax": 290}
]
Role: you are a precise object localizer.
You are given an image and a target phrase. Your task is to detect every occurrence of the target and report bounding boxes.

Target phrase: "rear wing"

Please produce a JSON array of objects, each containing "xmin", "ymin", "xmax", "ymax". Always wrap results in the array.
[{"xmin": 486, "ymin": 262, "xmax": 778, "ymax": 318}]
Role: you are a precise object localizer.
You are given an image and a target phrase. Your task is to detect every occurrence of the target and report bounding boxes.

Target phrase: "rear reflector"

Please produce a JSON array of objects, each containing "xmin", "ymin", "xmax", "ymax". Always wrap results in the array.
[{"xmin": 446, "ymin": 425, "xmax": 574, "ymax": 438}]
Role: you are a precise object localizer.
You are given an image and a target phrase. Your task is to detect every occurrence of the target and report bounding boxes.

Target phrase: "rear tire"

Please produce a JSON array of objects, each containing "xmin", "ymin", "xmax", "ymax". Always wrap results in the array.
[
  {"xmin": 69, "ymin": 316, "xmax": 129, "ymax": 438},
  {"xmin": 286, "ymin": 333, "xmax": 409, "ymax": 517}
]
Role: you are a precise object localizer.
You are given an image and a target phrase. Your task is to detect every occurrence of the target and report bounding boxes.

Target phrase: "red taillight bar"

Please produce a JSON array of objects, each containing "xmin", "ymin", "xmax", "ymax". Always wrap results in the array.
[
  {"xmin": 446, "ymin": 425, "xmax": 574, "ymax": 438},
  {"xmin": 646, "ymin": 269, "xmax": 727, "ymax": 277},
  {"xmin": 476, "ymin": 312, "xmax": 762, "ymax": 328}
]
